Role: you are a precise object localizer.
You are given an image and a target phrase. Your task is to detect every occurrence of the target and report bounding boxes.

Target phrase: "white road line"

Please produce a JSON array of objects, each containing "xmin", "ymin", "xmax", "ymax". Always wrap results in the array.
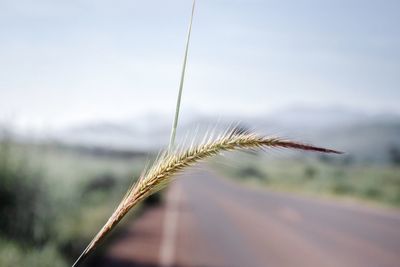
[{"xmin": 159, "ymin": 183, "xmax": 181, "ymax": 267}]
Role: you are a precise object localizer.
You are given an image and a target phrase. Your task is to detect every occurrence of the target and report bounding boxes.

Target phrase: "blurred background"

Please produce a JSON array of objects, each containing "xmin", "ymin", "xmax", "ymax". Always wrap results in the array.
[{"xmin": 1, "ymin": 0, "xmax": 399, "ymax": 266}]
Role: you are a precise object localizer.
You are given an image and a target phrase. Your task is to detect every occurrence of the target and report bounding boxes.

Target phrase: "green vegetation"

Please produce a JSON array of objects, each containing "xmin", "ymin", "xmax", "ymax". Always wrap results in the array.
[
  {"xmin": 0, "ymin": 239, "xmax": 66, "ymax": 267},
  {"xmin": 212, "ymin": 153, "xmax": 400, "ymax": 207},
  {"xmin": 0, "ymin": 138, "xmax": 148, "ymax": 266}
]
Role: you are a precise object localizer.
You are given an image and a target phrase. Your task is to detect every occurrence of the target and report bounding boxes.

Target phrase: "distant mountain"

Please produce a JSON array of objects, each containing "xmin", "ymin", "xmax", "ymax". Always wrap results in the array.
[
  {"xmin": 13, "ymin": 106, "xmax": 399, "ymax": 163},
  {"xmin": 253, "ymin": 107, "xmax": 400, "ymax": 162},
  {"xmin": 314, "ymin": 121, "xmax": 400, "ymax": 162}
]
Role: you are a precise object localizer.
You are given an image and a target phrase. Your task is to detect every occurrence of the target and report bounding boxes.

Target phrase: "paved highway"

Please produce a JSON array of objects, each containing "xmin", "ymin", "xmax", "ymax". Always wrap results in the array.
[{"xmin": 98, "ymin": 169, "xmax": 400, "ymax": 267}]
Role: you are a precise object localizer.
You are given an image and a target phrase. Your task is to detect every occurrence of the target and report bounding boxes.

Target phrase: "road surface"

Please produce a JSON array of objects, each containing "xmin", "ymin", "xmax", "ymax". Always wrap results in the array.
[{"xmin": 98, "ymin": 168, "xmax": 400, "ymax": 267}]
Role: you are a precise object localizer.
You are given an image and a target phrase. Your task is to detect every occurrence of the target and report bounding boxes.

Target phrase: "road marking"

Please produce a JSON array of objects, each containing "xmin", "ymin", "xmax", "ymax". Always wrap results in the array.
[{"xmin": 159, "ymin": 184, "xmax": 181, "ymax": 267}]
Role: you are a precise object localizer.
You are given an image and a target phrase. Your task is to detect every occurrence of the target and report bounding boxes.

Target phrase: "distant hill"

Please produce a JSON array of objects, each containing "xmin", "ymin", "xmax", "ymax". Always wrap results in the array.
[{"xmin": 7, "ymin": 106, "xmax": 399, "ymax": 163}]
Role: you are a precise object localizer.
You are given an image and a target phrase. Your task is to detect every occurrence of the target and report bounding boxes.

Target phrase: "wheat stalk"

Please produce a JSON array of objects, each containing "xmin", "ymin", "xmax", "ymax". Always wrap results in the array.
[{"xmin": 72, "ymin": 130, "xmax": 341, "ymax": 266}]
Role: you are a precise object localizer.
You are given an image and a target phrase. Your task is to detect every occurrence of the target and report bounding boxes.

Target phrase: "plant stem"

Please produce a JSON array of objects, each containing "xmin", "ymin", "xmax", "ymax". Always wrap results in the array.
[{"xmin": 169, "ymin": 0, "xmax": 196, "ymax": 151}]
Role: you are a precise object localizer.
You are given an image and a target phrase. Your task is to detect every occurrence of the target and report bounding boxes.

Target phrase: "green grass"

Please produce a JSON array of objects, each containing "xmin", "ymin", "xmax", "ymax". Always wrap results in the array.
[
  {"xmin": 0, "ymin": 139, "xmax": 149, "ymax": 266},
  {"xmin": 211, "ymin": 153, "xmax": 400, "ymax": 207},
  {"xmin": 0, "ymin": 238, "xmax": 67, "ymax": 267}
]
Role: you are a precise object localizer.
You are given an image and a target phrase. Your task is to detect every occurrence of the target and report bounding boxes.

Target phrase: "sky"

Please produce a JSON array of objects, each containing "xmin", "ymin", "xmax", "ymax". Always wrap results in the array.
[{"xmin": 1, "ymin": 0, "xmax": 399, "ymax": 129}]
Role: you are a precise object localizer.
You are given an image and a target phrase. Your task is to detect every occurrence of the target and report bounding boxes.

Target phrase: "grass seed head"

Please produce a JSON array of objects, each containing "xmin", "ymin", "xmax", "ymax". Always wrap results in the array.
[{"xmin": 72, "ymin": 130, "xmax": 341, "ymax": 266}]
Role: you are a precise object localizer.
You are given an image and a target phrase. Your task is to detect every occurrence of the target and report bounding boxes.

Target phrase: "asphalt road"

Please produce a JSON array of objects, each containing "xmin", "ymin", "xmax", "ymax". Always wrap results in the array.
[{"xmin": 99, "ymin": 168, "xmax": 400, "ymax": 267}]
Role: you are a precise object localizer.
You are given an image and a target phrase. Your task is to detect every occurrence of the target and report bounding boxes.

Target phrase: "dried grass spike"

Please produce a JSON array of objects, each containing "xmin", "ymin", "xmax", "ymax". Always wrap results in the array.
[{"xmin": 72, "ymin": 131, "xmax": 341, "ymax": 266}]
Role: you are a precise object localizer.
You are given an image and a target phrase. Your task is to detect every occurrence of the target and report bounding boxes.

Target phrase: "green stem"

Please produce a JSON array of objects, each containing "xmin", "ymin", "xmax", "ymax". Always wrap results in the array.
[{"xmin": 169, "ymin": 0, "xmax": 196, "ymax": 151}]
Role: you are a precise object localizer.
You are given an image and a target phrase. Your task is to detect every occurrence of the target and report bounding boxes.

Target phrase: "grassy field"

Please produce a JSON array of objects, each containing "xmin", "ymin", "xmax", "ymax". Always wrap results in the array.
[
  {"xmin": 211, "ymin": 152, "xmax": 400, "ymax": 208},
  {"xmin": 0, "ymin": 139, "xmax": 150, "ymax": 267}
]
